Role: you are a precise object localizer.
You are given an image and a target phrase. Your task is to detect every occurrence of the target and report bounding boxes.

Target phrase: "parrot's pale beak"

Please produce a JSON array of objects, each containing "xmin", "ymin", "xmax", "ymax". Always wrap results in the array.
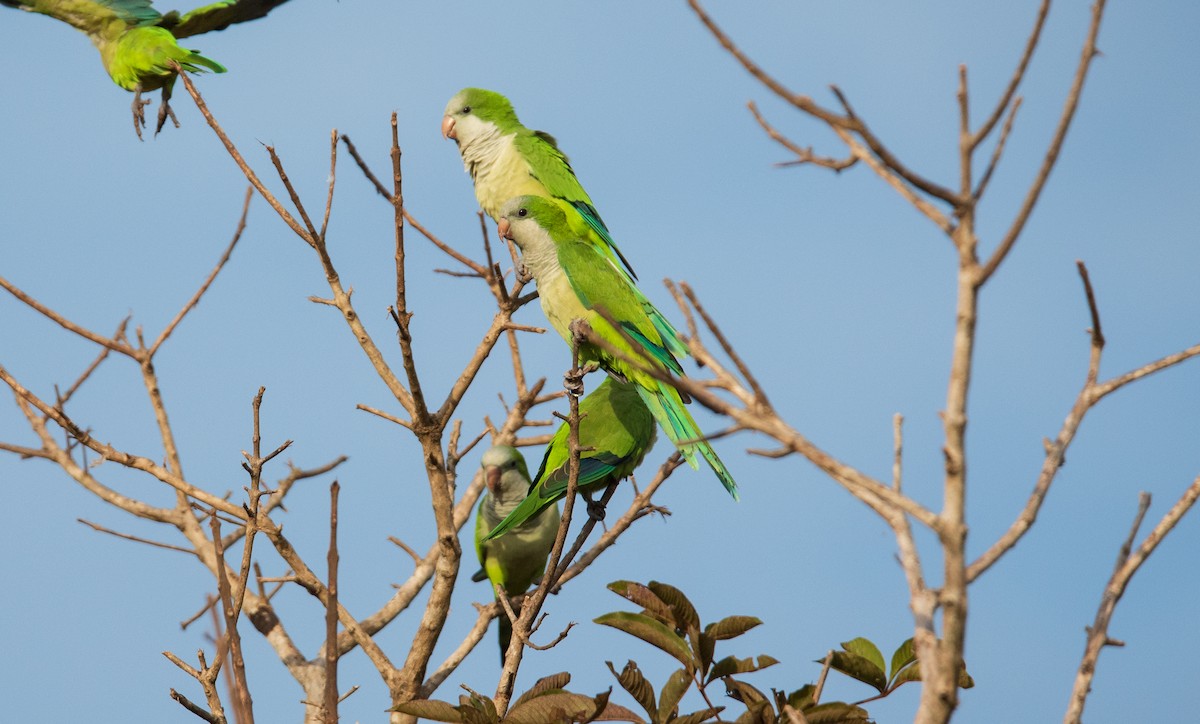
[
  {"xmin": 485, "ymin": 466, "xmax": 500, "ymax": 494},
  {"xmin": 441, "ymin": 116, "xmax": 456, "ymax": 140},
  {"xmin": 497, "ymin": 218, "xmax": 512, "ymax": 241}
]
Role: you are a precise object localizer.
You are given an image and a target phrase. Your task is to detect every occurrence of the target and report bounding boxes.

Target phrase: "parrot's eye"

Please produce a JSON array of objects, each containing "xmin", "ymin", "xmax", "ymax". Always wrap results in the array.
[
  {"xmin": 517, "ymin": 208, "xmax": 528, "ymax": 217},
  {"xmin": 461, "ymin": 105, "xmax": 471, "ymax": 114}
]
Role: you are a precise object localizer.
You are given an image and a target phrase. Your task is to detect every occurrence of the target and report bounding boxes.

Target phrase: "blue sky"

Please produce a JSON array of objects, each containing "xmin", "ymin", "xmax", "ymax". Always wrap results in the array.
[{"xmin": 1, "ymin": 1, "xmax": 1198, "ymax": 722}]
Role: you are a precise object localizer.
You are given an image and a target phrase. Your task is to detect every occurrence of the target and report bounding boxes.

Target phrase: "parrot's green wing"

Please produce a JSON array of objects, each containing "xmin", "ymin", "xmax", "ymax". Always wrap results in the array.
[
  {"xmin": 484, "ymin": 378, "xmax": 655, "ymax": 543},
  {"xmin": 553, "ymin": 197, "xmax": 687, "ymax": 359},
  {"xmin": 0, "ymin": 0, "xmax": 159, "ymax": 33},
  {"xmin": 162, "ymin": 0, "xmax": 292, "ymax": 38},
  {"xmin": 473, "ymin": 496, "xmax": 490, "ymax": 583},
  {"xmin": 512, "ymin": 129, "xmax": 639, "ymax": 282},
  {"xmin": 534, "ymin": 201, "xmax": 738, "ymax": 498},
  {"xmin": 557, "ymin": 230, "xmax": 686, "ymax": 379}
]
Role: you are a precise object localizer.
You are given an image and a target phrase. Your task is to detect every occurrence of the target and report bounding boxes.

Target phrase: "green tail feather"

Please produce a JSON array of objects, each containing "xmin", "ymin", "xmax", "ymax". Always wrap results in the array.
[
  {"xmin": 183, "ymin": 51, "xmax": 226, "ymax": 74},
  {"xmin": 497, "ymin": 610, "xmax": 513, "ymax": 664},
  {"xmin": 635, "ymin": 383, "xmax": 738, "ymax": 499}
]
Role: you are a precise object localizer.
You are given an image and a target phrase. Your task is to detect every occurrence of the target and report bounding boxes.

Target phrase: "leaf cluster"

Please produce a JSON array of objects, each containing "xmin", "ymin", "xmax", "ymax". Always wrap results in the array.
[
  {"xmin": 596, "ymin": 581, "xmax": 869, "ymax": 724},
  {"xmin": 393, "ymin": 673, "xmax": 642, "ymax": 723},
  {"xmin": 824, "ymin": 637, "xmax": 974, "ymax": 702}
]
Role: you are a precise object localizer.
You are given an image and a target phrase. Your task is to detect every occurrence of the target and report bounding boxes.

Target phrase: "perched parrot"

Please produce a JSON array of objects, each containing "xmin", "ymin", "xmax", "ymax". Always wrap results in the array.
[
  {"xmin": 441, "ymin": 87, "xmax": 639, "ymax": 283},
  {"xmin": 482, "ymin": 376, "xmax": 656, "ymax": 543},
  {"xmin": 442, "ymin": 87, "xmax": 688, "ymax": 360},
  {"xmin": 473, "ymin": 445, "xmax": 560, "ymax": 662},
  {"xmin": 497, "ymin": 196, "xmax": 738, "ymax": 499},
  {"xmin": 1, "ymin": 0, "xmax": 292, "ymax": 139}
]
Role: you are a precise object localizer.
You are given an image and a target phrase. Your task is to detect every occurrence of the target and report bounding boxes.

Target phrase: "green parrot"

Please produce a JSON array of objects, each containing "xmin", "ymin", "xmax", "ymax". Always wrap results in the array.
[
  {"xmin": 442, "ymin": 87, "xmax": 688, "ymax": 360},
  {"xmin": 441, "ymin": 87, "xmax": 639, "ymax": 283},
  {"xmin": 482, "ymin": 376, "xmax": 656, "ymax": 543},
  {"xmin": 1, "ymin": 0, "xmax": 291, "ymax": 139},
  {"xmin": 497, "ymin": 195, "xmax": 738, "ymax": 500},
  {"xmin": 473, "ymin": 445, "xmax": 560, "ymax": 661}
]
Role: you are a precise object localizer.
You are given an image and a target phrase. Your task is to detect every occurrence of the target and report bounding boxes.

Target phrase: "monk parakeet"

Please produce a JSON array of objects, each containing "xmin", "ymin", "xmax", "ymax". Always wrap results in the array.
[
  {"xmin": 1, "ymin": 0, "xmax": 291, "ymax": 138},
  {"xmin": 441, "ymin": 87, "xmax": 639, "ymax": 285},
  {"xmin": 497, "ymin": 195, "xmax": 738, "ymax": 499},
  {"xmin": 442, "ymin": 87, "xmax": 689, "ymax": 361},
  {"xmin": 483, "ymin": 376, "xmax": 656, "ymax": 543},
  {"xmin": 473, "ymin": 445, "xmax": 560, "ymax": 661}
]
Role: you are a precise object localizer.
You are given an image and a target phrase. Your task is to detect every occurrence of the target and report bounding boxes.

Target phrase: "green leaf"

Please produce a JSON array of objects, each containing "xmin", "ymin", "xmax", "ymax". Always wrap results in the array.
[
  {"xmin": 607, "ymin": 581, "xmax": 677, "ymax": 627},
  {"xmin": 505, "ymin": 691, "xmax": 612, "ymax": 724},
  {"xmin": 593, "ymin": 701, "xmax": 648, "ymax": 723},
  {"xmin": 510, "ymin": 672, "xmax": 572, "ymax": 711},
  {"xmin": 704, "ymin": 616, "xmax": 763, "ymax": 641},
  {"xmin": 464, "ymin": 693, "xmax": 500, "ymax": 721},
  {"xmin": 887, "ymin": 661, "xmax": 975, "ymax": 691},
  {"xmin": 647, "ymin": 581, "xmax": 701, "ymax": 635},
  {"xmin": 596, "ymin": 612, "xmax": 696, "ymax": 673},
  {"xmin": 389, "ymin": 699, "xmax": 466, "ymax": 721},
  {"xmin": 606, "ymin": 660, "xmax": 657, "ymax": 721},
  {"xmin": 723, "ymin": 677, "xmax": 769, "ymax": 706},
  {"xmin": 889, "ymin": 638, "xmax": 916, "ymax": 683},
  {"xmin": 840, "ymin": 637, "xmax": 885, "ymax": 675},
  {"xmin": 697, "ymin": 631, "xmax": 716, "ymax": 678},
  {"xmin": 463, "ymin": 706, "xmax": 500, "ymax": 724},
  {"xmin": 890, "ymin": 660, "xmax": 921, "ymax": 689},
  {"xmin": 656, "ymin": 668, "xmax": 692, "ymax": 724},
  {"xmin": 959, "ymin": 667, "xmax": 976, "ymax": 689},
  {"xmin": 785, "ymin": 685, "xmax": 816, "ymax": 711},
  {"xmin": 731, "ymin": 700, "xmax": 773, "ymax": 724},
  {"xmin": 505, "ymin": 688, "xmax": 645, "ymax": 723},
  {"xmin": 803, "ymin": 701, "xmax": 871, "ymax": 723},
  {"xmin": 706, "ymin": 655, "xmax": 780, "ymax": 684},
  {"xmin": 824, "ymin": 650, "xmax": 887, "ymax": 694},
  {"xmin": 670, "ymin": 707, "xmax": 724, "ymax": 724}
]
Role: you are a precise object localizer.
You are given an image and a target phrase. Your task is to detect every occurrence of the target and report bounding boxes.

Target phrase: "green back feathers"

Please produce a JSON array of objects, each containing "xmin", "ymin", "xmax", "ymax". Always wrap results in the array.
[
  {"xmin": 165, "ymin": 0, "xmax": 293, "ymax": 39},
  {"xmin": 4, "ymin": 0, "xmax": 158, "ymax": 34},
  {"xmin": 104, "ymin": 25, "xmax": 223, "ymax": 90},
  {"xmin": 483, "ymin": 378, "xmax": 655, "ymax": 543},
  {"xmin": 100, "ymin": 0, "xmax": 162, "ymax": 25}
]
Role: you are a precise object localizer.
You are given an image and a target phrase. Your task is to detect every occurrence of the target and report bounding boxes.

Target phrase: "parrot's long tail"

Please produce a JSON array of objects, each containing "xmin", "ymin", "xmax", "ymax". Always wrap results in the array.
[
  {"xmin": 181, "ymin": 51, "xmax": 227, "ymax": 75},
  {"xmin": 497, "ymin": 599, "xmax": 517, "ymax": 663},
  {"xmin": 636, "ymin": 382, "xmax": 738, "ymax": 499}
]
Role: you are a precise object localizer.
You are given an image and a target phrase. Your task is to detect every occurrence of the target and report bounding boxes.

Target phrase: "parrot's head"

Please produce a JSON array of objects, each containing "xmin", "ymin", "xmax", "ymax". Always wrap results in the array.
[
  {"xmin": 480, "ymin": 445, "xmax": 530, "ymax": 502},
  {"xmin": 442, "ymin": 87, "xmax": 519, "ymax": 145},
  {"xmin": 497, "ymin": 195, "xmax": 573, "ymax": 255}
]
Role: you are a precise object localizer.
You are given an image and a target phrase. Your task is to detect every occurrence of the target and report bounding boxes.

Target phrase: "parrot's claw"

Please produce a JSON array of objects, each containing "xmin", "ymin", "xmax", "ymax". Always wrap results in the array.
[
  {"xmin": 516, "ymin": 263, "xmax": 533, "ymax": 285},
  {"xmin": 154, "ymin": 98, "xmax": 180, "ymax": 137},
  {"xmin": 563, "ymin": 363, "xmax": 599, "ymax": 398},
  {"xmin": 582, "ymin": 492, "xmax": 607, "ymax": 523},
  {"xmin": 131, "ymin": 90, "xmax": 151, "ymax": 141}
]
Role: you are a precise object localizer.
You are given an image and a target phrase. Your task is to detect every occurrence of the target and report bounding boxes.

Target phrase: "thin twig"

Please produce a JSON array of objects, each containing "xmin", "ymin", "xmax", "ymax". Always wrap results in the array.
[
  {"xmin": 1065, "ymin": 478, "xmax": 1200, "ymax": 723},
  {"xmin": 747, "ymin": 101, "xmax": 856, "ymax": 171},
  {"xmin": 150, "ymin": 186, "xmax": 252, "ymax": 357},
  {"xmin": 77, "ymin": 518, "xmax": 196, "ymax": 555},
  {"xmin": 174, "ymin": 69, "xmax": 312, "ymax": 243},
  {"xmin": 324, "ymin": 482, "xmax": 341, "ymax": 724},
  {"xmin": 980, "ymin": 0, "xmax": 1109, "ymax": 283}
]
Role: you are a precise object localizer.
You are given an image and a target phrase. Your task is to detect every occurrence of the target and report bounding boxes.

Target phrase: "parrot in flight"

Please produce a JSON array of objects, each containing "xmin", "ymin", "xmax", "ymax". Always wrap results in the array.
[
  {"xmin": 497, "ymin": 195, "xmax": 738, "ymax": 499},
  {"xmin": 1, "ymin": 0, "xmax": 292, "ymax": 139},
  {"xmin": 482, "ymin": 376, "xmax": 656, "ymax": 543},
  {"xmin": 441, "ymin": 87, "xmax": 640, "ymax": 285},
  {"xmin": 442, "ymin": 87, "xmax": 688, "ymax": 361},
  {"xmin": 473, "ymin": 445, "xmax": 560, "ymax": 662}
]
